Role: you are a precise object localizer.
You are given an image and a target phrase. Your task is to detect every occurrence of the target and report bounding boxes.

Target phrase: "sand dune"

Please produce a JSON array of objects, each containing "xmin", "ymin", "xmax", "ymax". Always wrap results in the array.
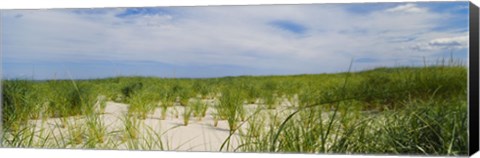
[{"xmin": 18, "ymin": 97, "xmax": 298, "ymax": 151}]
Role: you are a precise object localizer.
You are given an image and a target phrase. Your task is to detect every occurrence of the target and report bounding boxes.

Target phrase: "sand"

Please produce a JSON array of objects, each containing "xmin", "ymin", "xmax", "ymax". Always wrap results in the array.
[{"xmin": 13, "ymin": 95, "xmax": 299, "ymax": 151}]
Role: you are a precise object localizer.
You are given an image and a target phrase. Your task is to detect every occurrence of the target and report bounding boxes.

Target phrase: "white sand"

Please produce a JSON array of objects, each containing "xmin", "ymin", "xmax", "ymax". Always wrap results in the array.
[{"xmin": 14, "ymin": 95, "xmax": 300, "ymax": 152}]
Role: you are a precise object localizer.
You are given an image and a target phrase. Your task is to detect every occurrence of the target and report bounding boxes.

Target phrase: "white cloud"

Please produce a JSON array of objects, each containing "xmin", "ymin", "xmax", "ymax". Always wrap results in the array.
[
  {"xmin": 429, "ymin": 36, "xmax": 469, "ymax": 48},
  {"xmin": 1, "ymin": 3, "xmax": 469, "ymax": 78},
  {"xmin": 385, "ymin": 3, "xmax": 428, "ymax": 13},
  {"xmin": 411, "ymin": 35, "xmax": 469, "ymax": 52}
]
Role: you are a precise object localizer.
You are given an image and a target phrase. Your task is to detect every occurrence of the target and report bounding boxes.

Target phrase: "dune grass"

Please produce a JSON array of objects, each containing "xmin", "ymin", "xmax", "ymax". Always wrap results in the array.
[{"xmin": 0, "ymin": 61, "xmax": 468, "ymax": 156}]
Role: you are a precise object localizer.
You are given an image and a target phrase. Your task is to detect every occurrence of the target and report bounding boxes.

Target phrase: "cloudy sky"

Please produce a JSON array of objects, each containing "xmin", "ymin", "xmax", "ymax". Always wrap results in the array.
[{"xmin": 1, "ymin": 2, "xmax": 469, "ymax": 79}]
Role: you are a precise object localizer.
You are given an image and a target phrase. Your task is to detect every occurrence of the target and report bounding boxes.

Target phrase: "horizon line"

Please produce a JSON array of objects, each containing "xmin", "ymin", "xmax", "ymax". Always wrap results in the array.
[{"xmin": 2, "ymin": 63, "xmax": 467, "ymax": 81}]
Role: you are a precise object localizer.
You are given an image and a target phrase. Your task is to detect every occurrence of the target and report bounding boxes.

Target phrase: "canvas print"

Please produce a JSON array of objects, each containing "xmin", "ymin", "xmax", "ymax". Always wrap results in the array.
[{"xmin": 0, "ymin": 1, "xmax": 472, "ymax": 156}]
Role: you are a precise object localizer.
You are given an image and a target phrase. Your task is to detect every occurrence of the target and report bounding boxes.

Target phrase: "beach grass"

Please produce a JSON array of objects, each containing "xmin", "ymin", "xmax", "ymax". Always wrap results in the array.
[{"xmin": 1, "ymin": 61, "xmax": 468, "ymax": 156}]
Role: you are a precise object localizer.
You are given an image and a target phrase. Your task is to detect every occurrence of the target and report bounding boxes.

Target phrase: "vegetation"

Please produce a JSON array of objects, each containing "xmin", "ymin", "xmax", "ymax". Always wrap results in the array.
[{"xmin": 1, "ymin": 61, "xmax": 468, "ymax": 156}]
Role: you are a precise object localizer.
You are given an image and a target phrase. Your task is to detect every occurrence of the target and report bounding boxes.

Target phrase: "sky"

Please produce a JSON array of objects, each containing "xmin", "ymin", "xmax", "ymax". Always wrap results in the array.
[{"xmin": 1, "ymin": 2, "xmax": 470, "ymax": 80}]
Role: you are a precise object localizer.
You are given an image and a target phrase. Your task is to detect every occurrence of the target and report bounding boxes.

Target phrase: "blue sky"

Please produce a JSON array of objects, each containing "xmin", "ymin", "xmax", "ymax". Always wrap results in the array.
[{"xmin": 1, "ymin": 2, "xmax": 470, "ymax": 80}]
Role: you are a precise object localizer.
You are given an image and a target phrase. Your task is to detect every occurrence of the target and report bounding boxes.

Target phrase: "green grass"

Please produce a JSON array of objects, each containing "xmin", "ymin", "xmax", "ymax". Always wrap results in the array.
[
  {"xmin": 219, "ymin": 87, "xmax": 244, "ymax": 133},
  {"xmin": 190, "ymin": 96, "xmax": 208, "ymax": 120},
  {"xmin": 85, "ymin": 113, "xmax": 107, "ymax": 148},
  {"xmin": 233, "ymin": 65, "xmax": 468, "ymax": 155},
  {"xmin": 1, "ymin": 62, "xmax": 468, "ymax": 155},
  {"xmin": 2, "ymin": 80, "xmax": 36, "ymax": 132},
  {"xmin": 160, "ymin": 104, "xmax": 169, "ymax": 120},
  {"xmin": 182, "ymin": 104, "xmax": 193, "ymax": 126},
  {"xmin": 122, "ymin": 113, "xmax": 140, "ymax": 140}
]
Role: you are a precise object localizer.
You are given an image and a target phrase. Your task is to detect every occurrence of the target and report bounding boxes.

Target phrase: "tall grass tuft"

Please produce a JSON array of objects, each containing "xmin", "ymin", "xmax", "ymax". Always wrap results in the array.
[
  {"xmin": 2, "ymin": 80, "xmax": 36, "ymax": 132},
  {"xmin": 219, "ymin": 87, "xmax": 244, "ymax": 134},
  {"xmin": 182, "ymin": 105, "xmax": 193, "ymax": 126},
  {"xmin": 191, "ymin": 97, "xmax": 208, "ymax": 120}
]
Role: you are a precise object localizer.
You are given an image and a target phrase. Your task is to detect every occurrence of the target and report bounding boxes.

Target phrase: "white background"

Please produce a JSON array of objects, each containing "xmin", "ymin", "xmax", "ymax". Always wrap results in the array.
[{"xmin": 0, "ymin": 0, "xmax": 479, "ymax": 158}]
